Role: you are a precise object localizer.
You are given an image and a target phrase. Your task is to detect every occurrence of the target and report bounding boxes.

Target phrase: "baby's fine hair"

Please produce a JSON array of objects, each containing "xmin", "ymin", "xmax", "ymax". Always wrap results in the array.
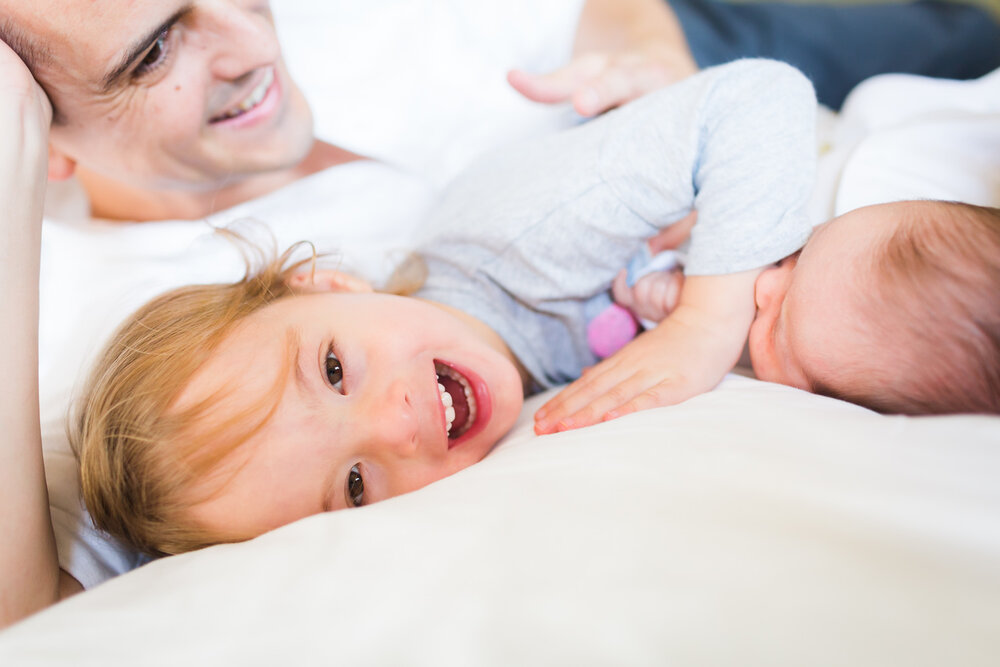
[
  {"xmin": 74, "ymin": 242, "xmax": 320, "ymax": 556},
  {"xmin": 822, "ymin": 201, "xmax": 1000, "ymax": 415}
]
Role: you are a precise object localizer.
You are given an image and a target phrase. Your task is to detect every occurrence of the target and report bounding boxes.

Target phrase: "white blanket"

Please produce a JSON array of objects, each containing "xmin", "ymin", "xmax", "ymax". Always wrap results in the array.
[{"xmin": 3, "ymin": 378, "xmax": 999, "ymax": 665}]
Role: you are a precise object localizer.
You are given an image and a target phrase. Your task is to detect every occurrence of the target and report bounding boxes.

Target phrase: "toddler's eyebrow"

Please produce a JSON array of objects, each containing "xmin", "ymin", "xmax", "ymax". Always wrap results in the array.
[
  {"xmin": 101, "ymin": 5, "xmax": 191, "ymax": 92},
  {"xmin": 288, "ymin": 331, "xmax": 310, "ymax": 396}
]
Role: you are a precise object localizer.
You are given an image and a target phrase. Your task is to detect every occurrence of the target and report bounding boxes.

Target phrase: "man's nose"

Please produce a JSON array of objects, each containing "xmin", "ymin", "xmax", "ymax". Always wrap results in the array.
[
  {"xmin": 356, "ymin": 379, "xmax": 422, "ymax": 461},
  {"xmin": 201, "ymin": 2, "xmax": 281, "ymax": 80}
]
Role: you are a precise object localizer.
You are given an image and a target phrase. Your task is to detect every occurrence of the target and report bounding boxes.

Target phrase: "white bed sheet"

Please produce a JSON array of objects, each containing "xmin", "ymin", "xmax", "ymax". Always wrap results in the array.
[{"xmin": 3, "ymin": 378, "xmax": 999, "ymax": 665}]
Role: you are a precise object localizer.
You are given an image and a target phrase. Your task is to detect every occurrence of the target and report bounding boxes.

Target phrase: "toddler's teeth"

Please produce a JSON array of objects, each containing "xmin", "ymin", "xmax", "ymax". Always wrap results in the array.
[{"xmin": 445, "ymin": 406, "xmax": 455, "ymax": 422}]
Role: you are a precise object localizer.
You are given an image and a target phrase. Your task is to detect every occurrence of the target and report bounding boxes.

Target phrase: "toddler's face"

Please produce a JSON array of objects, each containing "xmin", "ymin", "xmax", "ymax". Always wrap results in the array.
[
  {"xmin": 748, "ymin": 202, "xmax": 905, "ymax": 393},
  {"xmin": 173, "ymin": 289, "xmax": 524, "ymax": 542}
]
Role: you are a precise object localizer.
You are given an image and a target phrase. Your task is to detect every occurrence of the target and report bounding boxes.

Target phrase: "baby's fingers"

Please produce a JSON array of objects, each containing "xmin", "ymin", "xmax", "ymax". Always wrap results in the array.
[{"xmin": 610, "ymin": 269, "xmax": 634, "ymax": 309}]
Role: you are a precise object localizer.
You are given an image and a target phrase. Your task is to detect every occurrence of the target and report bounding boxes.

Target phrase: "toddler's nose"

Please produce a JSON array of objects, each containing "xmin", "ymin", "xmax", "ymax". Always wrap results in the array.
[{"xmin": 359, "ymin": 379, "xmax": 420, "ymax": 459}]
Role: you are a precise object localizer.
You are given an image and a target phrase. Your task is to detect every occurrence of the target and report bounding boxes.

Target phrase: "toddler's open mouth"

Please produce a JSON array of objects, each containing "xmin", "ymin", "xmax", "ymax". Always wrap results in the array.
[{"xmin": 435, "ymin": 362, "xmax": 476, "ymax": 442}]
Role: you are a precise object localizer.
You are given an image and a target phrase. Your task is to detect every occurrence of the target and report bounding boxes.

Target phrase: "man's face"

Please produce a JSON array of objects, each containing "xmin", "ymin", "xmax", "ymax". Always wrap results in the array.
[{"xmin": 6, "ymin": 0, "xmax": 314, "ymax": 191}]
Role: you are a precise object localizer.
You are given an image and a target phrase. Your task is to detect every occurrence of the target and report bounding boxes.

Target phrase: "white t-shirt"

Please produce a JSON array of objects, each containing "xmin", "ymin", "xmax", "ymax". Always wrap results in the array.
[{"xmin": 41, "ymin": 0, "xmax": 586, "ymax": 588}]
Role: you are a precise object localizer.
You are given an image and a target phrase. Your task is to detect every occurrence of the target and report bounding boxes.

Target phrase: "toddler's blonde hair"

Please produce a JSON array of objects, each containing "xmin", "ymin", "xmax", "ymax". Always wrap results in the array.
[
  {"xmin": 74, "ymin": 238, "xmax": 427, "ymax": 556},
  {"xmin": 73, "ymin": 243, "xmax": 316, "ymax": 555}
]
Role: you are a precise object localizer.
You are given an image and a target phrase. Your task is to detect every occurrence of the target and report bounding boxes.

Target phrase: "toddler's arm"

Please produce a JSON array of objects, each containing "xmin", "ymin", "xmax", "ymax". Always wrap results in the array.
[
  {"xmin": 535, "ymin": 270, "xmax": 756, "ymax": 433},
  {"xmin": 0, "ymin": 40, "xmax": 80, "ymax": 628},
  {"xmin": 535, "ymin": 61, "xmax": 817, "ymax": 434}
]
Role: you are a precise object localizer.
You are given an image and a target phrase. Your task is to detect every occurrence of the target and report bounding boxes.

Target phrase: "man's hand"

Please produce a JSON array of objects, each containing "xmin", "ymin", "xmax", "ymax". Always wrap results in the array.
[
  {"xmin": 0, "ymin": 39, "xmax": 52, "ymax": 191},
  {"xmin": 0, "ymin": 37, "xmax": 61, "ymax": 629},
  {"xmin": 508, "ymin": 45, "xmax": 696, "ymax": 118},
  {"xmin": 534, "ymin": 270, "xmax": 760, "ymax": 434},
  {"xmin": 508, "ymin": 0, "xmax": 697, "ymax": 117}
]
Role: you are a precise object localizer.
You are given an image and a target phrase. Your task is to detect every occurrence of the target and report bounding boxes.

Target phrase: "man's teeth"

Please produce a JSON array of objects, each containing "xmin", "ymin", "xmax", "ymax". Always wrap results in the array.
[{"xmin": 214, "ymin": 69, "xmax": 274, "ymax": 121}]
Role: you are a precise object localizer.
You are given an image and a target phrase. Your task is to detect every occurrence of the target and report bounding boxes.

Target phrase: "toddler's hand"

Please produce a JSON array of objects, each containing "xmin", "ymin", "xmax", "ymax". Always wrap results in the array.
[
  {"xmin": 508, "ymin": 42, "xmax": 697, "ymax": 118},
  {"xmin": 534, "ymin": 271, "xmax": 758, "ymax": 434}
]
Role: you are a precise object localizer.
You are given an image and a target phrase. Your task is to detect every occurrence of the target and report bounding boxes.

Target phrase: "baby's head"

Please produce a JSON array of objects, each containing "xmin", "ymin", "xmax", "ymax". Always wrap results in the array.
[
  {"xmin": 75, "ymin": 248, "xmax": 523, "ymax": 556},
  {"xmin": 749, "ymin": 200, "xmax": 1000, "ymax": 414}
]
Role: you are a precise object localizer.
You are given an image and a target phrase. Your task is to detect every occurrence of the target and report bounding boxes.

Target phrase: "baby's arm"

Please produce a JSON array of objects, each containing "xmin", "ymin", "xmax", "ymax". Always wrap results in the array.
[{"xmin": 0, "ymin": 40, "xmax": 80, "ymax": 628}]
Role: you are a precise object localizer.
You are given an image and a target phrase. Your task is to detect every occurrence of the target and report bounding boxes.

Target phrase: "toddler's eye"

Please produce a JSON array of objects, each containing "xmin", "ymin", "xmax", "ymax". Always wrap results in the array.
[
  {"xmin": 346, "ymin": 464, "xmax": 365, "ymax": 507},
  {"xmin": 325, "ymin": 351, "xmax": 344, "ymax": 391}
]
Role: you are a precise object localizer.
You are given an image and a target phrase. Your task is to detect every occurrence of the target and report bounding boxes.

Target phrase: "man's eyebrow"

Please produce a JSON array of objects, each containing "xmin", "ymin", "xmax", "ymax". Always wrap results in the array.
[{"xmin": 101, "ymin": 6, "xmax": 191, "ymax": 92}]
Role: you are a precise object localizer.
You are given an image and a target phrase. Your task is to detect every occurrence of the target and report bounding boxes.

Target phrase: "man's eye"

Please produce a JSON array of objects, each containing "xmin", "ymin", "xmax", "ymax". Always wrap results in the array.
[
  {"xmin": 346, "ymin": 464, "xmax": 365, "ymax": 507},
  {"xmin": 135, "ymin": 27, "xmax": 171, "ymax": 77},
  {"xmin": 325, "ymin": 351, "xmax": 344, "ymax": 391}
]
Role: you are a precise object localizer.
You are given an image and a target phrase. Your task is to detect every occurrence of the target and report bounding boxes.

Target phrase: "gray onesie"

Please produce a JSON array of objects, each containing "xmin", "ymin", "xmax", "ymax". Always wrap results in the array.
[{"xmin": 415, "ymin": 59, "xmax": 817, "ymax": 390}]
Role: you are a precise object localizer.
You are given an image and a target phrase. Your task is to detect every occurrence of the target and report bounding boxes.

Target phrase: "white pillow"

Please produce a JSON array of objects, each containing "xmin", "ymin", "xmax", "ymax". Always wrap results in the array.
[{"xmin": 3, "ymin": 376, "xmax": 998, "ymax": 665}]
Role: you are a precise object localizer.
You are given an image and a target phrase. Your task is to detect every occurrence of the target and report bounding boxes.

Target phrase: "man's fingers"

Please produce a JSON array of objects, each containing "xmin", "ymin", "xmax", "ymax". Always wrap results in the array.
[
  {"xmin": 507, "ymin": 56, "xmax": 606, "ymax": 105},
  {"xmin": 571, "ymin": 67, "xmax": 640, "ymax": 117}
]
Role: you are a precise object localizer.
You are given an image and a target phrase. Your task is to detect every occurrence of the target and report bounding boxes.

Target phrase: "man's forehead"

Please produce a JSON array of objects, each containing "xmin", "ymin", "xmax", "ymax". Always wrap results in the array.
[{"xmin": 2, "ymin": 0, "xmax": 180, "ymax": 74}]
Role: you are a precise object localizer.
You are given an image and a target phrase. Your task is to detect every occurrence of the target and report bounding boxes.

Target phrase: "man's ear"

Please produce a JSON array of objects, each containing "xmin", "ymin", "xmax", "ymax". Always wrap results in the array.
[
  {"xmin": 48, "ymin": 145, "xmax": 76, "ymax": 181},
  {"xmin": 288, "ymin": 269, "xmax": 374, "ymax": 294}
]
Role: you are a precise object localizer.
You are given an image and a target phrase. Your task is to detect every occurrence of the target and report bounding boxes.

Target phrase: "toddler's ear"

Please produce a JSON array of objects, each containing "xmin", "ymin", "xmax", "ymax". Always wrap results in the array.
[{"xmin": 288, "ymin": 269, "xmax": 373, "ymax": 294}]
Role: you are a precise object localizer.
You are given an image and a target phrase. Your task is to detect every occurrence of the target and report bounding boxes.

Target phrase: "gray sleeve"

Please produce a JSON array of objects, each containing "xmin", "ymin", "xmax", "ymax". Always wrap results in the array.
[
  {"xmin": 596, "ymin": 58, "xmax": 817, "ymax": 275},
  {"xmin": 417, "ymin": 59, "xmax": 817, "ymax": 387}
]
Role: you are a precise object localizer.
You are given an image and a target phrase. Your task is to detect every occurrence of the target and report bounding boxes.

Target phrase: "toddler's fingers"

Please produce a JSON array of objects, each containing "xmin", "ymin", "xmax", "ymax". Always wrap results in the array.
[
  {"xmin": 554, "ymin": 379, "xmax": 646, "ymax": 431},
  {"xmin": 535, "ymin": 359, "xmax": 643, "ymax": 432},
  {"xmin": 534, "ymin": 369, "xmax": 609, "ymax": 432},
  {"xmin": 602, "ymin": 381, "xmax": 690, "ymax": 422}
]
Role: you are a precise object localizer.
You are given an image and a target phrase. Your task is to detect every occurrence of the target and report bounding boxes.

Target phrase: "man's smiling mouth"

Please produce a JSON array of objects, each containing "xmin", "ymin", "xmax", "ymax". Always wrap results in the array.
[{"xmin": 210, "ymin": 68, "xmax": 275, "ymax": 123}]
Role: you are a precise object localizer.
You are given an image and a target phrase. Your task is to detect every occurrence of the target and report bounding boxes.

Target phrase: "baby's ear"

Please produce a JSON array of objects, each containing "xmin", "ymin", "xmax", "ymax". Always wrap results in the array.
[{"xmin": 288, "ymin": 269, "xmax": 373, "ymax": 294}]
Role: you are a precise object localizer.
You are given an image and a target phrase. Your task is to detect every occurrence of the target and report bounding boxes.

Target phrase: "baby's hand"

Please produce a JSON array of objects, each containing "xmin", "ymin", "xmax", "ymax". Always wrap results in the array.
[
  {"xmin": 611, "ymin": 211, "xmax": 695, "ymax": 324},
  {"xmin": 611, "ymin": 267, "xmax": 684, "ymax": 325},
  {"xmin": 534, "ymin": 270, "xmax": 759, "ymax": 434},
  {"xmin": 508, "ymin": 43, "xmax": 697, "ymax": 118}
]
